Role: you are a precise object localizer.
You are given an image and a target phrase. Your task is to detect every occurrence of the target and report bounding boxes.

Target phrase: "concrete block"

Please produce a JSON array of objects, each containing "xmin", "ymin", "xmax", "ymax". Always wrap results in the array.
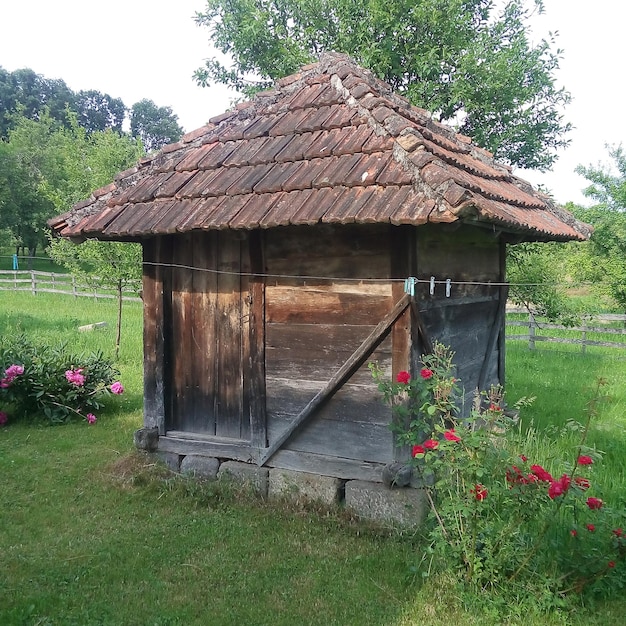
[
  {"xmin": 218, "ymin": 461, "xmax": 269, "ymax": 496},
  {"xmin": 180, "ymin": 454, "xmax": 219, "ymax": 479},
  {"xmin": 269, "ymin": 468, "xmax": 341, "ymax": 506},
  {"xmin": 344, "ymin": 480, "xmax": 427, "ymax": 527}
]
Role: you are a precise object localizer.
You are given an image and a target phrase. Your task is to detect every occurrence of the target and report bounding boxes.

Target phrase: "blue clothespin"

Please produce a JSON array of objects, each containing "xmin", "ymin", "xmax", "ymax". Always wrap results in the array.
[{"xmin": 403, "ymin": 277, "xmax": 416, "ymax": 296}]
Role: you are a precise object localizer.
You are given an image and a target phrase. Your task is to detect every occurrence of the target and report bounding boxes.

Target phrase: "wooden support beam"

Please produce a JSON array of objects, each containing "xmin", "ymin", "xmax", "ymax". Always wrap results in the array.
[{"xmin": 258, "ymin": 292, "xmax": 412, "ymax": 466}]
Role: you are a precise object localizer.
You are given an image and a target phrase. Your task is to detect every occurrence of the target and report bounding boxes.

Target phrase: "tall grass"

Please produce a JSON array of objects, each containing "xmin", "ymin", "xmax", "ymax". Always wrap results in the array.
[{"xmin": 2, "ymin": 292, "xmax": 626, "ymax": 625}]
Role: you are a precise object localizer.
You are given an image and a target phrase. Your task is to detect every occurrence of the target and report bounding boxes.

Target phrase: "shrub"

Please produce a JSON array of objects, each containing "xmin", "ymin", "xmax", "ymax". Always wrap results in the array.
[
  {"xmin": 0, "ymin": 335, "xmax": 123, "ymax": 425},
  {"xmin": 371, "ymin": 343, "xmax": 626, "ymax": 613}
]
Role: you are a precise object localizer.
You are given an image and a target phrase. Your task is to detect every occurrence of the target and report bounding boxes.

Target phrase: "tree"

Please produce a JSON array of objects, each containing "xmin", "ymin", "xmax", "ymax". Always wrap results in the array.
[
  {"xmin": 570, "ymin": 145, "xmax": 626, "ymax": 314},
  {"xmin": 1, "ymin": 109, "xmax": 143, "ymax": 265},
  {"xmin": 194, "ymin": 0, "xmax": 570, "ymax": 170},
  {"xmin": 74, "ymin": 89, "xmax": 126, "ymax": 134},
  {"xmin": 130, "ymin": 99, "xmax": 184, "ymax": 153},
  {"xmin": 0, "ymin": 67, "xmax": 75, "ymax": 138},
  {"xmin": 48, "ymin": 238, "xmax": 142, "ymax": 358}
]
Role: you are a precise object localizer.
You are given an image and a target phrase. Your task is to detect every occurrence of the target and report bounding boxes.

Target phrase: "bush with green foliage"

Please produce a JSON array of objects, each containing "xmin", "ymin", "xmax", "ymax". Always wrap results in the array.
[
  {"xmin": 0, "ymin": 335, "xmax": 123, "ymax": 425},
  {"xmin": 371, "ymin": 344, "xmax": 626, "ymax": 612}
]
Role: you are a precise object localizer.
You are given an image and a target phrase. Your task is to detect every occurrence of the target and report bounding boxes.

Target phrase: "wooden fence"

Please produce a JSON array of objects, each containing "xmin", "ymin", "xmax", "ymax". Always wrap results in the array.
[
  {"xmin": 0, "ymin": 270, "xmax": 141, "ymax": 302},
  {"xmin": 507, "ymin": 311, "xmax": 626, "ymax": 352},
  {"xmin": 2, "ymin": 273, "xmax": 625, "ymax": 352}
]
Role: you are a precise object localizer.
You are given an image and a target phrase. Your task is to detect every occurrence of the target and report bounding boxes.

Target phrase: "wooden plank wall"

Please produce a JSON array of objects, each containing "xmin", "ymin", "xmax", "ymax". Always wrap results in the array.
[{"xmin": 264, "ymin": 224, "xmax": 397, "ymax": 466}]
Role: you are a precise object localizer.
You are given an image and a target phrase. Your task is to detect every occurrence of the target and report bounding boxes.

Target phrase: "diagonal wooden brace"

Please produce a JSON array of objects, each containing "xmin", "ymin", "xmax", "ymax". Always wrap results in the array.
[{"xmin": 258, "ymin": 292, "xmax": 412, "ymax": 466}]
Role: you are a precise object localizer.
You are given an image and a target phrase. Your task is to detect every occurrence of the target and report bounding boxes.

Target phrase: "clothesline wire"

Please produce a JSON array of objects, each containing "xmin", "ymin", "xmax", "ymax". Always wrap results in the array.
[{"xmin": 141, "ymin": 261, "xmax": 608, "ymax": 289}]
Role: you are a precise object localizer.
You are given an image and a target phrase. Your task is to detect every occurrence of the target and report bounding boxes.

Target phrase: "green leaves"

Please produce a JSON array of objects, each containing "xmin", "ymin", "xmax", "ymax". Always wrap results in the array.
[{"xmin": 195, "ymin": 0, "xmax": 569, "ymax": 168}]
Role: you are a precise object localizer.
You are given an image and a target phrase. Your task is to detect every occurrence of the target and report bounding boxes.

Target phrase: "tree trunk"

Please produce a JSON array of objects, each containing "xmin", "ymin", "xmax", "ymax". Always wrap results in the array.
[{"xmin": 115, "ymin": 280, "xmax": 123, "ymax": 360}]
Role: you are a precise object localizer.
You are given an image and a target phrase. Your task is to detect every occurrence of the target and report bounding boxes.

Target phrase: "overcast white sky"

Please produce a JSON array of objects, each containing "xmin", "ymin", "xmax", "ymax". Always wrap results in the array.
[{"xmin": 1, "ymin": 1, "xmax": 623, "ymax": 206}]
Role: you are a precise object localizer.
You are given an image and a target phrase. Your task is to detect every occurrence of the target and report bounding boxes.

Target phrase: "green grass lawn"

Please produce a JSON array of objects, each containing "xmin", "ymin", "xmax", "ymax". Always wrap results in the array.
[{"xmin": 2, "ymin": 292, "xmax": 626, "ymax": 625}]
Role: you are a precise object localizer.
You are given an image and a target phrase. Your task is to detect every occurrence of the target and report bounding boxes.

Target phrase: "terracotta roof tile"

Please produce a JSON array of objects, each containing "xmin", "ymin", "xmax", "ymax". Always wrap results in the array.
[
  {"xmin": 259, "ymin": 189, "xmax": 315, "ymax": 228},
  {"xmin": 50, "ymin": 53, "xmax": 590, "ymax": 243}
]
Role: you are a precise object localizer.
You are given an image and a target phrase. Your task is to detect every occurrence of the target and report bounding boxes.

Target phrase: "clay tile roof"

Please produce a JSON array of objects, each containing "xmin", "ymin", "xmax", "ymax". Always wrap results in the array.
[{"xmin": 50, "ymin": 52, "xmax": 591, "ymax": 243}]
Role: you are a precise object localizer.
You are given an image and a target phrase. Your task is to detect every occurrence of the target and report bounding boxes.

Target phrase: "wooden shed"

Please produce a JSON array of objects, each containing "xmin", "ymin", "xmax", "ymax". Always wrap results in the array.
[{"xmin": 50, "ymin": 53, "xmax": 590, "ymax": 483}]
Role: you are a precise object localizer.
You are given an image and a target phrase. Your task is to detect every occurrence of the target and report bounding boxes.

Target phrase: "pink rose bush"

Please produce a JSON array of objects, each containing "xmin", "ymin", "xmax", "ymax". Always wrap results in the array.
[
  {"xmin": 371, "ymin": 341, "xmax": 625, "ymax": 606},
  {"xmin": 1, "ymin": 335, "xmax": 123, "ymax": 425}
]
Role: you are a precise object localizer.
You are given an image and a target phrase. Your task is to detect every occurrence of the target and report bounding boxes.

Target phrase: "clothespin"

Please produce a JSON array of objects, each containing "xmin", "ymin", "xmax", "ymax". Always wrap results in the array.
[
  {"xmin": 446, "ymin": 279, "xmax": 451, "ymax": 297},
  {"xmin": 430, "ymin": 276, "xmax": 435, "ymax": 296},
  {"xmin": 403, "ymin": 276, "xmax": 416, "ymax": 296}
]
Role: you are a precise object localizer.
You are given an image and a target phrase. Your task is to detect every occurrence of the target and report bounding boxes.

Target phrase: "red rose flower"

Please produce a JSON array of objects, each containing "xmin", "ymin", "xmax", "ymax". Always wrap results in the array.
[
  {"xmin": 423, "ymin": 439, "xmax": 439, "ymax": 450},
  {"xmin": 443, "ymin": 429, "xmax": 461, "ymax": 442},
  {"xmin": 586, "ymin": 497, "xmax": 604, "ymax": 510},
  {"xmin": 520, "ymin": 455, "xmax": 528, "ymax": 462},
  {"xmin": 412, "ymin": 445, "xmax": 425, "ymax": 457},
  {"xmin": 489, "ymin": 403, "xmax": 502, "ymax": 412},
  {"xmin": 586, "ymin": 523, "xmax": 595, "ymax": 532},
  {"xmin": 577, "ymin": 455, "xmax": 593, "ymax": 466},
  {"xmin": 530, "ymin": 464, "xmax": 554, "ymax": 483},
  {"xmin": 574, "ymin": 477, "xmax": 591, "ymax": 490},
  {"xmin": 548, "ymin": 475, "xmax": 570, "ymax": 499},
  {"xmin": 420, "ymin": 368, "xmax": 433, "ymax": 380},
  {"xmin": 608, "ymin": 561, "xmax": 616, "ymax": 569},
  {"xmin": 471, "ymin": 484, "xmax": 488, "ymax": 501},
  {"xmin": 570, "ymin": 529, "xmax": 578, "ymax": 537},
  {"xmin": 396, "ymin": 370, "xmax": 411, "ymax": 384},
  {"xmin": 612, "ymin": 528, "xmax": 623, "ymax": 538}
]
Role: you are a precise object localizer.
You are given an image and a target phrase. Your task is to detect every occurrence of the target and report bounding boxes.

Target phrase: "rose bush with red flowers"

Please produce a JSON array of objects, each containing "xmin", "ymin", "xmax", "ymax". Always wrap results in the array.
[{"xmin": 371, "ymin": 342, "xmax": 625, "ymax": 609}]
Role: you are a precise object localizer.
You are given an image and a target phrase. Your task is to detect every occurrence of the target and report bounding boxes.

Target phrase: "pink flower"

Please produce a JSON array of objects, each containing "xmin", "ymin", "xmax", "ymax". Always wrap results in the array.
[
  {"xmin": 1, "ymin": 364, "xmax": 24, "ymax": 387},
  {"xmin": 443, "ymin": 429, "xmax": 461, "ymax": 442},
  {"xmin": 420, "ymin": 368, "xmax": 433, "ymax": 380},
  {"xmin": 586, "ymin": 497, "xmax": 603, "ymax": 510},
  {"xmin": 5, "ymin": 364, "xmax": 24, "ymax": 379},
  {"xmin": 86, "ymin": 413, "xmax": 97, "ymax": 425},
  {"xmin": 65, "ymin": 368, "xmax": 85, "ymax": 387},
  {"xmin": 396, "ymin": 370, "xmax": 410, "ymax": 384},
  {"xmin": 412, "ymin": 445, "xmax": 425, "ymax": 457},
  {"xmin": 586, "ymin": 523, "xmax": 595, "ymax": 532},
  {"xmin": 0, "ymin": 411, "xmax": 8, "ymax": 426},
  {"xmin": 423, "ymin": 439, "xmax": 439, "ymax": 450},
  {"xmin": 471, "ymin": 484, "xmax": 488, "ymax": 501},
  {"xmin": 577, "ymin": 455, "xmax": 594, "ymax": 466},
  {"xmin": 520, "ymin": 455, "xmax": 528, "ymax": 462},
  {"xmin": 110, "ymin": 381, "xmax": 124, "ymax": 395},
  {"xmin": 489, "ymin": 403, "xmax": 502, "ymax": 412}
]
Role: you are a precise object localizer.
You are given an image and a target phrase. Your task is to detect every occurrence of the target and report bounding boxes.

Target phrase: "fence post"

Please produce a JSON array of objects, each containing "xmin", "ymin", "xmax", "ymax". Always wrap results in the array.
[
  {"xmin": 31, "ymin": 271, "xmax": 36, "ymax": 296},
  {"xmin": 581, "ymin": 322, "xmax": 587, "ymax": 354},
  {"xmin": 529, "ymin": 312, "xmax": 536, "ymax": 350},
  {"xmin": 72, "ymin": 276, "xmax": 77, "ymax": 298}
]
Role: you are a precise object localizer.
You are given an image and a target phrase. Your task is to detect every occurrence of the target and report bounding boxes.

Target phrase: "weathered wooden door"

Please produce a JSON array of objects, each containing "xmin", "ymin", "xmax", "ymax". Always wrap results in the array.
[{"xmin": 167, "ymin": 230, "xmax": 260, "ymax": 440}]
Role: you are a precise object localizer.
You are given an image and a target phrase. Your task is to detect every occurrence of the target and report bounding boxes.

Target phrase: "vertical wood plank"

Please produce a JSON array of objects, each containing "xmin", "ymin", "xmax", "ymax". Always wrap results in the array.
[
  {"xmin": 498, "ymin": 238, "xmax": 507, "ymax": 385},
  {"xmin": 142, "ymin": 237, "xmax": 166, "ymax": 433},
  {"xmin": 191, "ymin": 231, "xmax": 218, "ymax": 434},
  {"xmin": 171, "ymin": 232, "xmax": 194, "ymax": 431},
  {"xmin": 248, "ymin": 229, "xmax": 267, "ymax": 447},
  {"xmin": 390, "ymin": 225, "xmax": 415, "ymax": 463},
  {"xmin": 239, "ymin": 232, "xmax": 252, "ymax": 441},
  {"xmin": 216, "ymin": 231, "xmax": 244, "ymax": 438}
]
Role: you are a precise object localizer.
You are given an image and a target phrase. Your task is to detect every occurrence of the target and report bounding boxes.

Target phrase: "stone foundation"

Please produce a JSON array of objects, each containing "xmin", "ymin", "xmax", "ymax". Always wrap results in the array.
[{"xmin": 135, "ymin": 428, "xmax": 426, "ymax": 526}]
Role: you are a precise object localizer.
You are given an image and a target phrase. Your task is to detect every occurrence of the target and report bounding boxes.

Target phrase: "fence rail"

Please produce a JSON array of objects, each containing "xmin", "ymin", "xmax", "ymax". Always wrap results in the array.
[
  {"xmin": 0, "ymin": 270, "xmax": 141, "ymax": 301},
  {"xmin": 506, "ymin": 311, "xmax": 626, "ymax": 352},
  {"xmin": 3, "ymin": 273, "xmax": 626, "ymax": 352}
]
